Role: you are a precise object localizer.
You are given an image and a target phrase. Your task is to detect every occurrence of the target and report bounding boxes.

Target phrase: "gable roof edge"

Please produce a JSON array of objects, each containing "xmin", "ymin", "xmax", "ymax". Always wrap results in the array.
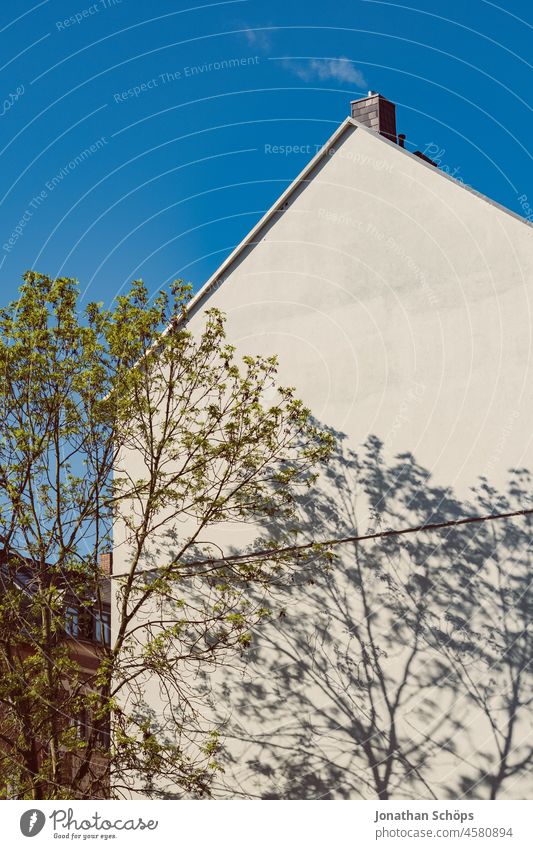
[
  {"xmin": 371, "ymin": 123, "xmax": 533, "ymax": 230},
  {"xmin": 177, "ymin": 116, "xmax": 355, "ymax": 327}
]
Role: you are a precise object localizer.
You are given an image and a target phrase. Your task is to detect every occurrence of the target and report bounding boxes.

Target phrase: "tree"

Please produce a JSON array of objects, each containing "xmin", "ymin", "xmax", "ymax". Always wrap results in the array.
[{"xmin": 0, "ymin": 272, "xmax": 334, "ymax": 799}]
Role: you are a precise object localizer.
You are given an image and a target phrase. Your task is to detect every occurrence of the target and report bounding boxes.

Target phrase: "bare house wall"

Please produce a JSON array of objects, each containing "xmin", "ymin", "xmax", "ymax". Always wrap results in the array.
[{"xmin": 113, "ymin": 117, "xmax": 533, "ymax": 799}]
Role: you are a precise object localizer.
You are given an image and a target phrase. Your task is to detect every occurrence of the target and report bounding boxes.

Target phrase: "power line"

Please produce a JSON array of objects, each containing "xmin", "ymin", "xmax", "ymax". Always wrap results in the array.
[{"xmin": 196, "ymin": 506, "xmax": 533, "ymax": 566}]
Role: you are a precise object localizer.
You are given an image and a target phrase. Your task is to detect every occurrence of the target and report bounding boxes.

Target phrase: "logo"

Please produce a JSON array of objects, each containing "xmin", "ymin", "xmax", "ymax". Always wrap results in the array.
[{"xmin": 20, "ymin": 810, "xmax": 46, "ymax": 837}]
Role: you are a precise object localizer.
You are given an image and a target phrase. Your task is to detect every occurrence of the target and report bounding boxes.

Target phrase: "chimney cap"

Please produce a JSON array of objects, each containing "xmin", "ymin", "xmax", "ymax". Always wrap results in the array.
[{"xmin": 367, "ymin": 90, "xmax": 379, "ymax": 96}]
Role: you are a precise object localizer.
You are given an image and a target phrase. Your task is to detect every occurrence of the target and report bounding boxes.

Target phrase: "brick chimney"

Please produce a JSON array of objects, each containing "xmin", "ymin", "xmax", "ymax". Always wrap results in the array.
[{"xmin": 350, "ymin": 91, "xmax": 397, "ymax": 144}]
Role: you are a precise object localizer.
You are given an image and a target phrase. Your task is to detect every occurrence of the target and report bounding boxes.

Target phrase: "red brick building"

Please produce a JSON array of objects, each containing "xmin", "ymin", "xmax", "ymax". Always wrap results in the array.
[{"xmin": 0, "ymin": 550, "xmax": 111, "ymax": 799}]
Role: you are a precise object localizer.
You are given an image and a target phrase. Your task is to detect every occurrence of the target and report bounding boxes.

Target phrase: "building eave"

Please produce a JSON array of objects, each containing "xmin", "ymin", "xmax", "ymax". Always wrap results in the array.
[{"xmin": 170, "ymin": 115, "xmax": 531, "ymax": 330}]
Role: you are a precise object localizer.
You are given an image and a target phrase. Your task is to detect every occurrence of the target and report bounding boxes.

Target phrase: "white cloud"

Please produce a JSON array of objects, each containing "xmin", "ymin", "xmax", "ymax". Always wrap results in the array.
[
  {"xmin": 241, "ymin": 26, "xmax": 273, "ymax": 52},
  {"xmin": 285, "ymin": 57, "xmax": 367, "ymax": 87}
]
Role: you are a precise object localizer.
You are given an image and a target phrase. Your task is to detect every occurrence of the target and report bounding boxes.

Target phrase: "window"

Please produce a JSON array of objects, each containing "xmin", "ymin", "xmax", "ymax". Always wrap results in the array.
[
  {"xmin": 97, "ymin": 715, "xmax": 111, "ymax": 749},
  {"xmin": 94, "ymin": 611, "xmax": 110, "ymax": 646},
  {"xmin": 65, "ymin": 606, "xmax": 79, "ymax": 637},
  {"xmin": 71, "ymin": 708, "xmax": 87, "ymax": 741}
]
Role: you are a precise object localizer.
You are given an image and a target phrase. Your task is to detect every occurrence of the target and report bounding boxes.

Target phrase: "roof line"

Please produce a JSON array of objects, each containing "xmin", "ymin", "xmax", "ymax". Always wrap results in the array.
[
  {"xmin": 176, "ymin": 115, "xmax": 531, "ymax": 327},
  {"xmin": 373, "ymin": 120, "xmax": 533, "ymax": 228},
  {"xmin": 109, "ymin": 505, "xmax": 533, "ymax": 579},
  {"xmin": 177, "ymin": 116, "xmax": 355, "ymax": 326}
]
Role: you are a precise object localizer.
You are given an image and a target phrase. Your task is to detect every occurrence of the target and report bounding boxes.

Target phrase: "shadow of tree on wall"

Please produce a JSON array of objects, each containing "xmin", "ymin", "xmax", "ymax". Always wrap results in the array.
[{"xmin": 213, "ymin": 433, "xmax": 533, "ymax": 800}]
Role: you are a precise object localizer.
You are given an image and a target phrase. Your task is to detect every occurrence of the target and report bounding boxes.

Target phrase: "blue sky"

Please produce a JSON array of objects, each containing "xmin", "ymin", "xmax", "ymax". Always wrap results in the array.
[{"xmin": 0, "ymin": 0, "xmax": 531, "ymax": 308}]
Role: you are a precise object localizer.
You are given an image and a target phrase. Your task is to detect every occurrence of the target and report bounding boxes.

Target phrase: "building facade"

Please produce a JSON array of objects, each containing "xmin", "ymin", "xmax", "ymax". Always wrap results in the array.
[
  {"xmin": 0, "ymin": 552, "xmax": 111, "ymax": 799},
  {"xmin": 114, "ymin": 95, "xmax": 533, "ymax": 799}
]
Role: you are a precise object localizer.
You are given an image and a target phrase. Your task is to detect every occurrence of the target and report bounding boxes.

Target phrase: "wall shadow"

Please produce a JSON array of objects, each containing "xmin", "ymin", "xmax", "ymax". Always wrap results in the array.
[{"xmin": 212, "ymin": 432, "xmax": 533, "ymax": 800}]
